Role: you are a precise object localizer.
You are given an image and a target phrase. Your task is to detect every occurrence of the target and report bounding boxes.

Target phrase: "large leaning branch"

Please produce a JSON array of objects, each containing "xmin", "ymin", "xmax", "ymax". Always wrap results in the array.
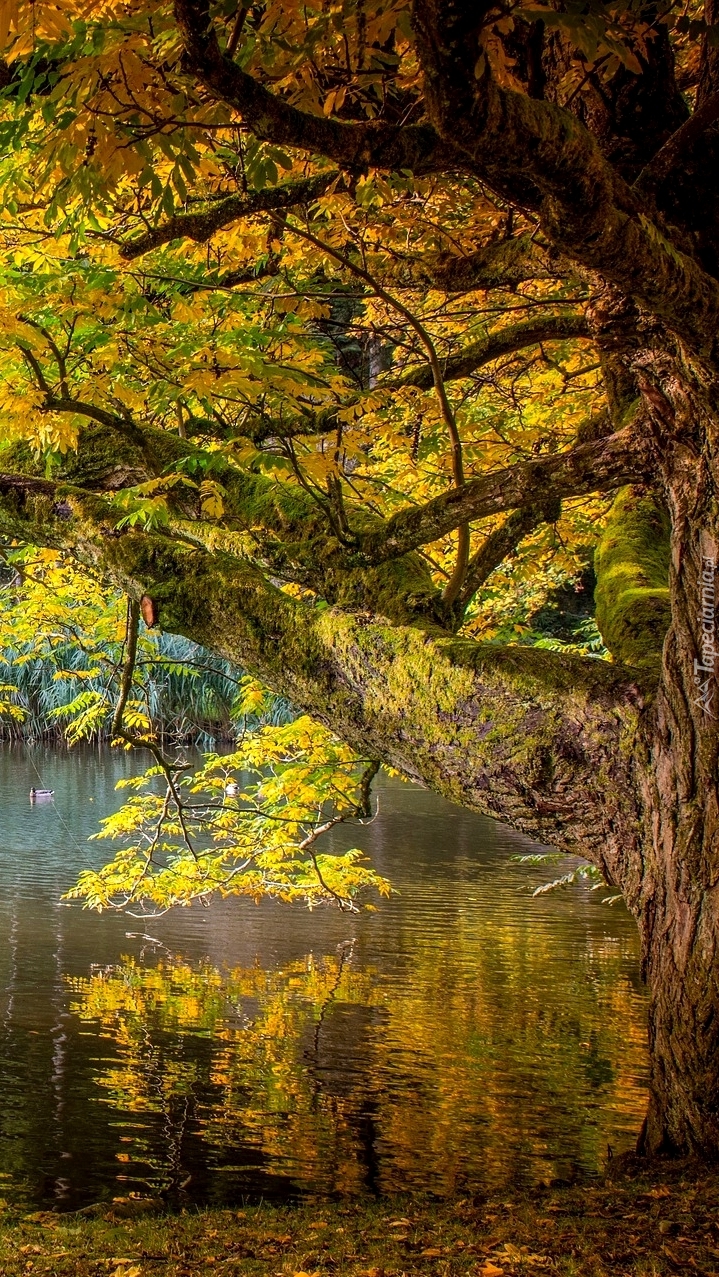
[{"xmin": 0, "ymin": 472, "xmax": 646, "ymax": 867}]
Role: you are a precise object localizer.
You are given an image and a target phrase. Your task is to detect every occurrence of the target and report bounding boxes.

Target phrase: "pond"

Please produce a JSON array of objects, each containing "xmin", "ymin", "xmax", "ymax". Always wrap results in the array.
[{"xmin": 0, "ymin": 744, "xmax": 647, "ymax": 1210}]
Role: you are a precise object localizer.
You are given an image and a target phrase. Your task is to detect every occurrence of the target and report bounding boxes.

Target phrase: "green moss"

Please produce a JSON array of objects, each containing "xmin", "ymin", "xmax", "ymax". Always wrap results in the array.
[
  {"xmin": 594, "ymin": 486, "xmax": 671, "ymax": 674},
  {"xmin": 310, "ymin": 609, "xmax": 642, "ymax": 820},
  {"xmin": 444, "ymin": 636, "xmax": 640, "ymax": 698}
]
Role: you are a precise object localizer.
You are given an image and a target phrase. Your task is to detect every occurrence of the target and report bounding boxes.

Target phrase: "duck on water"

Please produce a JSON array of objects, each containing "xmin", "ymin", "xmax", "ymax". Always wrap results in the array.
[{"xmin": 29, "ymin": 788, "xmax": 54, "ymax": 800}]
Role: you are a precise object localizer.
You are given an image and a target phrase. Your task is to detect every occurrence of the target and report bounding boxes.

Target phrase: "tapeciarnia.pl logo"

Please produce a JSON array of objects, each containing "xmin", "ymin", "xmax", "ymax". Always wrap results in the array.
[{"xmin": 694, "ymin": 553, "xmax": 717, "ymax": 717}]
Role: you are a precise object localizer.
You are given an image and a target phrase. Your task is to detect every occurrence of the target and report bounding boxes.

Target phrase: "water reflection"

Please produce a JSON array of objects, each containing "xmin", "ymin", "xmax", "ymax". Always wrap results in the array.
[
  {"xmin": 69, "ymin": 934, "xmax": 646, "ymax": 1203},
  {"xmin": 0, "ymin": 745, "xmax": 648, "ymax": 1207}
]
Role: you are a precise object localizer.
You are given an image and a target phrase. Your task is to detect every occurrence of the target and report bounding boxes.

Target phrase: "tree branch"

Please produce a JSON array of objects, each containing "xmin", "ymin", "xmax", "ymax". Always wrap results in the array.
[
  {"xmin": 456, "ymin": 499, "xmax": 561, "ymax": 620},
  {"xmin": 400, "ymin": 313, "xmax": 590, "ymax": 390},
  {"xmin": 120, "ymin": 172, "xmax": 338, "ymax": 260},
  {"xmin": 410, "ymin": 233, "xmax": 561, "ymax": 294},
  {"xmin": 45, "ymin": 395, "xmax": 137, "ymax": 434},
  {"xmin": 112, "ymin": 596, "xmax": 141, "ymax": 738},
  {"xmin": 359, "ymin": 424, "xmax": 649, "ymax": 562},
  {"xmin": 173, "ymin": 0, "xmax": 465, "ymax": 176},
  {"xmin": 634, "ymin": 90, "xmax": 719, "ymax": 199},
  {"xmin": 0, "ymin": 421, "xmax": 447, "ymax": 628},
  {"xmin": 138, "ymin": 257, "xmax": 281, "ymax": 295}
]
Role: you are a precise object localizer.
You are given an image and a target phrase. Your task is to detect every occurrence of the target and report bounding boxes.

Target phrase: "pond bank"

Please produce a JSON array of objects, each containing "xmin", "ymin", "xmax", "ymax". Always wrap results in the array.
[{"xmin": 3, "ymin": 1160, "xmax": 718, "ymax": 1276}]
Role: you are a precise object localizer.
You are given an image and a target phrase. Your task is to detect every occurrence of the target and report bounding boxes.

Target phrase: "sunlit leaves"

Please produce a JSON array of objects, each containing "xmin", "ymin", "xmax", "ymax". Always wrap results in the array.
[{"xmin": 65, "ymin": 716, "xmax": 389, "ymax": 914}]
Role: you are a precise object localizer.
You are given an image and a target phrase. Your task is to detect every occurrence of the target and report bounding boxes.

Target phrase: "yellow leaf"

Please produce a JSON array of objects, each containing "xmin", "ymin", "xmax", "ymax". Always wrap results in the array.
[
  {"xmin": 0, "ymin": 0, "xmax": 18, "ymax": 50},
  {"xmin": 480, "ymin": 1265, "xmax": 504, "ymax": 1277}
]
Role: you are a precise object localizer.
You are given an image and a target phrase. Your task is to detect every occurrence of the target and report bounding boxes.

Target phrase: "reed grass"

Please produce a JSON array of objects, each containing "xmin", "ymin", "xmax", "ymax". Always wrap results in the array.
[{"xmin": 0, "ymin": 633, "xmax": 292, "ymax": 744}]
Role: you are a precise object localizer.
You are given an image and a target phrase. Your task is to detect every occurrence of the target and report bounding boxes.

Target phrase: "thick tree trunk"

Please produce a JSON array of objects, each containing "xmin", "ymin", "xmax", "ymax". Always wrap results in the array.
[
  {"xmin": 640, "ymin": 889, "xmax": 719, "ymax": 1155},
  {"xmin": 637, "ymin": 687, "xmax": 719, "ymax": 1155},
  {"xmin": 628, "ymin": 355, "xmax": 719, "ymax": 1155}
]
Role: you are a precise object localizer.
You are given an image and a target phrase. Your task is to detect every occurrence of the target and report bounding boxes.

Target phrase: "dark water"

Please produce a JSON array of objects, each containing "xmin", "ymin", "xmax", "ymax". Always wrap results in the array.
[{"xmin": 0, "ymin": 744, "xmax": 647, "ymax": 1210}]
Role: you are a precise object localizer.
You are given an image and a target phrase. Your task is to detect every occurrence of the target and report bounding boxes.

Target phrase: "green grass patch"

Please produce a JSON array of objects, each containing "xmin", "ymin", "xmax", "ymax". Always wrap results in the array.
[{"xmin": 1, "ymin": 1160, "xmax": 719, "ymax": 1276}]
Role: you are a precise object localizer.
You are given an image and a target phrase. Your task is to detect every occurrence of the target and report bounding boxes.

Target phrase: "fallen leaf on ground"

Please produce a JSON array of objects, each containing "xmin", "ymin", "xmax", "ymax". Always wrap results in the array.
[{"xmin": 494, "ymin": 1243, "xmax": 549, "ymax": 1265}]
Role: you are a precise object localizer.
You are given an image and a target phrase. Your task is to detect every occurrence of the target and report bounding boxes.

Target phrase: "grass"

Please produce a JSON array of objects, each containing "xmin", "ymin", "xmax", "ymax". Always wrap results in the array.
[{"xmin": 2, "ymin": 1159, "xmax": 719, "ymax": 1276}]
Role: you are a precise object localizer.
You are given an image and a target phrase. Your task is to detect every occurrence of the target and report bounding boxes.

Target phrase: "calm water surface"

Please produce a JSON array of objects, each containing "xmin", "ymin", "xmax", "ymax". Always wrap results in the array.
[{"xmin": 0, "ymin": 744, "xmax": 647, "ymax": 1209}]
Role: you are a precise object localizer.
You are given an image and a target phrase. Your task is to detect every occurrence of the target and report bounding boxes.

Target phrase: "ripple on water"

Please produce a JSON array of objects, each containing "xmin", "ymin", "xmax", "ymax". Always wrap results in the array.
[{"xmin": 0, "ymin": 743, "xmax": 648, "ymax": 1208}]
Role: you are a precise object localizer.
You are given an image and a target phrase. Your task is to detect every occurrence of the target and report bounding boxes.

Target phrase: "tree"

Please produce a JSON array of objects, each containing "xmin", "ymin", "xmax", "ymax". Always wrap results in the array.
[{"xmin": 0, "ymin": 0, "xmax": 714, "ymax": 1157}]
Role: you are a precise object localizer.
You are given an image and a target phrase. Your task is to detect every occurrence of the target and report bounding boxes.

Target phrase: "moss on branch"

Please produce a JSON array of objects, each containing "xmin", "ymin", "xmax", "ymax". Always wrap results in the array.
[
  {"xmin": 0, "ymin": 468, "xmax": 646, "ymax": 882},
  {"xmin": 594, "ymin": 486, "xmax": 671, "ymax": 673},
  {"xmin": 98, "ymin": 528, "xmax": 643, "ymax": 875}
]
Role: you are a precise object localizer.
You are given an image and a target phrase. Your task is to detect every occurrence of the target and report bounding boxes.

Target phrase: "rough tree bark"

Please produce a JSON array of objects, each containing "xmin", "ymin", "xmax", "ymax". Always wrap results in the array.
[{"xmin": 634, "ymin": 368, "xmax": 719, "ymax": 1155}]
